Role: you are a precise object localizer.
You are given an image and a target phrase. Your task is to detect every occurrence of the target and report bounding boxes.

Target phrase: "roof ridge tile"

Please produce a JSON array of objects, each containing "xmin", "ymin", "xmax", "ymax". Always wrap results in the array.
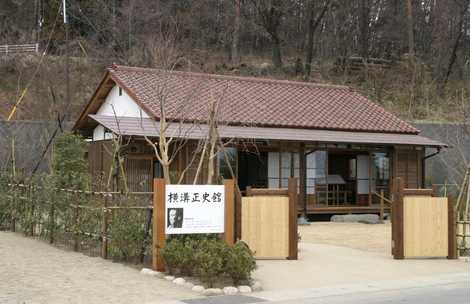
[{"xmin": 109, "ymin": 64, "xmax": 351, "ymax": 91}]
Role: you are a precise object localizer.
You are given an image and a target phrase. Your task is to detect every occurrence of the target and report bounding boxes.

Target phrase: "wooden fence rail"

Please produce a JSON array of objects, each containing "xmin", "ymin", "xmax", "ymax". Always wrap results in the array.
[{"xmin": 0, "ymin": 44, "xmax": 39, "ymax": 55}]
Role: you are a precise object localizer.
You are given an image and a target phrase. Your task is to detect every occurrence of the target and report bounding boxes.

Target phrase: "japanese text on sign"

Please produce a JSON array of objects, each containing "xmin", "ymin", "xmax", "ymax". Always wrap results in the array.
[{"xmin": 165, "ymin": 184, "xmax": 225, "ymax": 234}]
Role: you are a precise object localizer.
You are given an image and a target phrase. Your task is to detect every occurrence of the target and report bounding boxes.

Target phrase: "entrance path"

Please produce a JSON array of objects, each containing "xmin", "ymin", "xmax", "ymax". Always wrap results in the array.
[
  {"xmin": 253, "ymin": 222, "xmax": 470, "ymax": 291},
  {"xmin": 298, "ymin": 221, "xmax": 391, "ymax": 253},
  {"xmin": 0, "ymin": 231, "xmax": 196, "ymax": 304},
  {"xmin": 253, "ymin": 242, "xmax": 470, "ymax": 291}
]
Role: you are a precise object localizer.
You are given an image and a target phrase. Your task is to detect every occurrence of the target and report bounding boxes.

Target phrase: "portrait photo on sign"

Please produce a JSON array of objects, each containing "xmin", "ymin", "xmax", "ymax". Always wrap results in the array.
[{"xmin": 167, "ymin": 208, "xmax": 183, "ymax": 228}]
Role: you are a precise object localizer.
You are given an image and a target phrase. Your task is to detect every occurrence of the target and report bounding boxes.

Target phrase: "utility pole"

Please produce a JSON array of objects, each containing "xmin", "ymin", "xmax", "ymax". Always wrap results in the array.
[{"xmin": 63, "ymin": 0, "xmax": 70, "ymax": 119}]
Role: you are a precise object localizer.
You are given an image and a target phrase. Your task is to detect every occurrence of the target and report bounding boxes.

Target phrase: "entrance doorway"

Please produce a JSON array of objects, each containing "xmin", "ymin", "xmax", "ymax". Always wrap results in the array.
[{"xmin": 237, "ymin": 151, "xmax": 268, "ymax": 191}]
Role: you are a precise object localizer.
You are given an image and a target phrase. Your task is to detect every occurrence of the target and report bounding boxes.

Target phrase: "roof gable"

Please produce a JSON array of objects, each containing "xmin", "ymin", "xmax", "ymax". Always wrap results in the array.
[{"xmin": 76, "ymin": 65, "xmax": 419, "ymax": 134}]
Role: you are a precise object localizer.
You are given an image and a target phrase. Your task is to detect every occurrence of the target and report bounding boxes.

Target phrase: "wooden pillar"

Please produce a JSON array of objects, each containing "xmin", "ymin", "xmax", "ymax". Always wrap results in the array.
[
  {"xmin": 224, "ymin": 179, "xmax": 235, "ymax": 245},
  {"xmin": 368, "ymin": 152, "xmax": 372, "ymax": 206},
  {"xmin": 392, "ymin": 177, "xmax": 405, "ymax": 259},
  {"xmin": 325, "ymin": 148, "xmax": 329, "ymax": 206},
  {"xmin": 448, "ymin": 198, "xmax": 458, "ymax": 259},
  {"xmin": 278, "ymin": 144, "xmax": 282, "ymax": 188},
  {"xmin": 287, "ymin": 178, "xmax": 298, "ymax": 260},
  {"xmin": 290, "ymin": 151, "xmax": 295, "ymax": 179},
  {"xmin": 235, "ymin": 187, "xmax": 242, "ymax": 240},
  {"xmin": 153, "ymin": 178, "xmax": 166, "ymax": 271},
  {"xmin": 380, "ymin": 189, "xmax": 384, "ymax": 220},
  {"xmin": 299, "ymin": 143, "xmax": 307, "ymax": 217}
]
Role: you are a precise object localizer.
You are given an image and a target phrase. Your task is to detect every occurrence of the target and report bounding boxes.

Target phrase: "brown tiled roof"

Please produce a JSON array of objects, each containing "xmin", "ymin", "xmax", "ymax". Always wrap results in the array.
[{"xmin": 100, "ymin": 65, "xmax": 419, "ymax": 134}]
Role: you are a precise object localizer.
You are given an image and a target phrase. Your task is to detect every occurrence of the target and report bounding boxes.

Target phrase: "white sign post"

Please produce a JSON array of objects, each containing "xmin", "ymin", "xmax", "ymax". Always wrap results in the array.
[{"xmin": 165, "ymin": 184, "xmax": 225, "ymax": 234}]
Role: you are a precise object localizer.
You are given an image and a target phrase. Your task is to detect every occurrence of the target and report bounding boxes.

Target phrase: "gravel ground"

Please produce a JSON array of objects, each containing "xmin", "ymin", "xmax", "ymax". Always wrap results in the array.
[
  {"xmin": 298, "ymin": 221, "xmax": 392, "ymax": 253},
  {"xmin": 0, "ymin": 231, "xmax": 196, "ymax": 304}
]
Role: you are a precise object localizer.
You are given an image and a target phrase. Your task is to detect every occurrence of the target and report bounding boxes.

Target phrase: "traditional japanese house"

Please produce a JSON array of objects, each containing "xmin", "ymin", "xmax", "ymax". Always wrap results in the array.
[{"xmin": 73, "ymin": 65, "xmax": 446, "ymax": 216}]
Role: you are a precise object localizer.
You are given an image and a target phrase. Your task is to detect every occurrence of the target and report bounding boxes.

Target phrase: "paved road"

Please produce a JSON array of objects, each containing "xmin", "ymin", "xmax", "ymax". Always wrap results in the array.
[
  {"xmin": 0, "ymin": 231, "xmax": 196, "ymax": 304},
  {"xmin": 269, "ymin": 281, "xmax": 470, "ymax": 304},
  {"xmin": 176, "ymin": 274, "xmax": 470, "ymax": 304}
]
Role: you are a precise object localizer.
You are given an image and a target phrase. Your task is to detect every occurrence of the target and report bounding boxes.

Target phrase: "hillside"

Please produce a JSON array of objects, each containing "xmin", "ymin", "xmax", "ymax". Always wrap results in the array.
[{"xmin": 1, "ymin": 0, "xmax": 470, "ymax": 125}]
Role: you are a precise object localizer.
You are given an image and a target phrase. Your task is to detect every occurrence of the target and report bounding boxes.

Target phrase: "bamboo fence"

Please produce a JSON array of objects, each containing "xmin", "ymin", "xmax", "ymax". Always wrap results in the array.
[{"xmin": 0, "ymin": 182, "xmax": 154, "ymax": 265}]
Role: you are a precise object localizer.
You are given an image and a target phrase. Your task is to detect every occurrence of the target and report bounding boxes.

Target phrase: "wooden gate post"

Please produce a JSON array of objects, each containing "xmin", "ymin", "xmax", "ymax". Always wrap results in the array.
[
  {"xmin": 153, "ymin": 178, "xmax": 166, "ymax": 271},
  {"xmin": 287, "ymin": 178, "xmax": 298, "ymax": 260},
  {"xmin": 448, "ymin": 198, "xmax": 458, "ymax": 259},
  {"xmin": 224, "ymin": 179, "xmax": 235, "ymax": 246},
  {"xmin": 392, "ymin": 178, "xmax": 404, "ymax": 259}
]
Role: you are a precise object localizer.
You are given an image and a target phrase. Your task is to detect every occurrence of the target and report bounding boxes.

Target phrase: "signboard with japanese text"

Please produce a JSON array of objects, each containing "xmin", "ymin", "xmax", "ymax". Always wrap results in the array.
[{"xmin": 165, "ymin": 184, "xmax": 225, "ymax": 234}]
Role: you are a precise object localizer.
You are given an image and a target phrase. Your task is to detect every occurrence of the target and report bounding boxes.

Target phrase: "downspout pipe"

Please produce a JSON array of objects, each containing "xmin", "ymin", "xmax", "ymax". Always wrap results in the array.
[
  {"xmin": 421, "ymin": 147, "xmax": 441, "ymax": 188},
  {"xmin": 302, "ymin": 149, "xmax": 317, "ymax": 217}
]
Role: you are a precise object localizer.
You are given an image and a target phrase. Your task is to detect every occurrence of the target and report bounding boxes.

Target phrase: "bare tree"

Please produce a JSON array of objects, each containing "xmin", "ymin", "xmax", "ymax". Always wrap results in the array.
[
  {"xmin": 142, "ymin": 87, "xmax": 188, "ymax": 184},
  {"xmin": 250, "ymin": 0, "xmax": 284, "ymax": 68},
  {"xmin": 439, "ymin": 0, "xmax": 470, "ymax": 93},
  {"xmin": 231, "ymin": 0, "xmax": 241, "ymax": 66},
  {"xmin": 304, "ymin": 0, "xmax": 331, "ymax": 80},
  {"xmin": 359, "ymin": 0, "xmax": 370, "ymax": 60}
]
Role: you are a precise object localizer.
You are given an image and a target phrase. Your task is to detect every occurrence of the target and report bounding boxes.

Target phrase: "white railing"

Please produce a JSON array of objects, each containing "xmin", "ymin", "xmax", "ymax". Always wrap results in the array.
[{"xmin": 0, "ymin": 43, "xmax": 39, "ymax": 55}]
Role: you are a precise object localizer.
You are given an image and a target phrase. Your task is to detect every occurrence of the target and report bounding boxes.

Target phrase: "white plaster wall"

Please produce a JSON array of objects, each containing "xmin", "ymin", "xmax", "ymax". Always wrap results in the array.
[
  {"xmin": 96, "ymin": 85, "xmax": 149, "ymax": 118},
  {"xmin": 93, "ymin": 125, "xmax": 105, "ymax": 141},
  {"xmin": 92, "ymin": 85, "xmax": 149, "ymax": 141},
  {"xmin": 92, "ymin": 125, "xmax": 113, "ymax": 141}
]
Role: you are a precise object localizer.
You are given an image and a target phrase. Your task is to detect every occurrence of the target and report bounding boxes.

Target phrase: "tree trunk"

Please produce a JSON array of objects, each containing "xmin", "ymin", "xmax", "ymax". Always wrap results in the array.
[
  {"xmin": 406, "ymin": 0, "xmax": 415, "ymax": 57},
  {"xmin": 271, "ymin": 35, "xmax": 282, "ymax": 68},
  {"xmin": 359, "ymin": 0, "xmax": 369, "ymax": 59},
  {"xmin": 304, "ymin": 0, "xmax": 329, "ymax": 79},
  {"xmin": 231, "ymin": 0, "xmax": 241, "ymax": 66},
  {"xmin": 162, "ymin": 163, "xmax": 171, "ymax": 184},
  {"xmin": 439, "ymin": 0, "xmax": 470, "ymax": 94},
  {"xmin": 207, "ymin": 137, "xmax": 217, "ymax": 184}
]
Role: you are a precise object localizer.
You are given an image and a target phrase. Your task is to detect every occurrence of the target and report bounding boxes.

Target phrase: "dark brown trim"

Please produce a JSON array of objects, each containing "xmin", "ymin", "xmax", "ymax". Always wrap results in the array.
[
  {"xmin": 247, "ymin": 188, "xmax": 289, "ymax": 196},
  {"xmin": 448, "ymin": 198, "xmax": 458, "ymax": 259},
  {"xmin": 402, "ymin": 189, "xmax": 434, "ymax": 196},
  {"xmin": 392, "ymin": 177, "xmax": 405, "ymax": 259},
  {"xmin": 73, "ymin": 69, "xmax": 156, "ymax": 132},
  {"xmin": 299, "ymin": 143, "xmax": 307, "ymax": 217},
  {"xmin": 287, "ymin": 178, "xmax": 298, "ymax": 260},
  {"xmin": 73, "ymin": 72, "xmax": 114, "ymax": 131}
]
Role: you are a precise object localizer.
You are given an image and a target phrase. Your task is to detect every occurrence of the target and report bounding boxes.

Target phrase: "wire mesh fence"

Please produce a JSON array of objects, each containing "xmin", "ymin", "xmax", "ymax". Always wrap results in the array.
[{"xmin": 0, "ymin": 180, "xmax": 153, "ymax": 266}]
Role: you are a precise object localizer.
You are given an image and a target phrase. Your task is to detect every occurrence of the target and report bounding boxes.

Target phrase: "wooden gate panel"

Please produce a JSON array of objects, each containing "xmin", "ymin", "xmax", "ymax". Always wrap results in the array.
[
  {"xmin": 403, "ymin": 196, "xmax": 448, "ymax": 257},
  {"xmin": 241, "ymin": 196, "xmax": 289, "ymax": 258}
]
